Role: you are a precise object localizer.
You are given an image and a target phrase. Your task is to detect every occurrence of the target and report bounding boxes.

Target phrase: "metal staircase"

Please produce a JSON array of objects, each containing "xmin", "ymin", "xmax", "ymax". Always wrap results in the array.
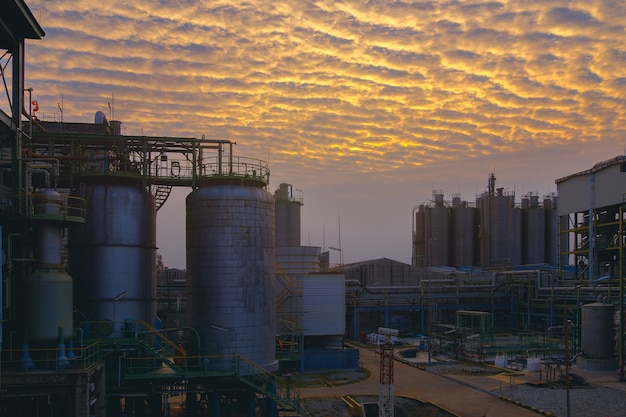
[{"xmin": 150, "ymin": 184, "xmax": 172, "ymax": 211}]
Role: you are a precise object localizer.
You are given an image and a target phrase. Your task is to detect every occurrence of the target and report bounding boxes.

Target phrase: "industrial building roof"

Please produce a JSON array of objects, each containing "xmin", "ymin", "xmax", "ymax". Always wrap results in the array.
[
  {"xmin": 0, "ymin": 0, "xmax": 44, "ymax": 50},
  {"xmin": 554, "ymin": 155, "xmax": 626, "ymax": 184}
]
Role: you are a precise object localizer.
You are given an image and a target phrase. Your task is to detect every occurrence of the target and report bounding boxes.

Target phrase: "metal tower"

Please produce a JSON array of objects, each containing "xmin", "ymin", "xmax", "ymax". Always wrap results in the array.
[{"xmin": 378, "ymin": 327, "xmax": 398, "ymax": 417}]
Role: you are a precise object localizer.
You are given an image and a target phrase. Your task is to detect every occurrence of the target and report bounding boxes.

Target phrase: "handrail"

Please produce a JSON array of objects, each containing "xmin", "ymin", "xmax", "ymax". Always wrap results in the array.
[
  {"xmin": 133, "ymin": 320, "xmax": 185, "ymax": 358},
  {"xmin": 236, "ymin": 354, "xmax": 300, "ymax": 412}
]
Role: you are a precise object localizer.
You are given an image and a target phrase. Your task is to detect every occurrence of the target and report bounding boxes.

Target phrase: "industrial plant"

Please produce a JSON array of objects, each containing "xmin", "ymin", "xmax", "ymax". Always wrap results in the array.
[{"xmin": 2, "ymin": 2, "xmax": 626, "ymax": 417}]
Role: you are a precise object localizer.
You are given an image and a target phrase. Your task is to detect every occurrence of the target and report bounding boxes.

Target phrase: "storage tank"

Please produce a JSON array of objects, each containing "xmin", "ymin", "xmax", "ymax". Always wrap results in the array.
[
  {"xmin": 276, "ymin": 246, "xmax": 321, "ymax": 275},
  {"xmin": 186, "ymin": 184, "xmax": 277, "ymax": 372},
  {"xmin": 274, "ymin": 183, "xmax": 302, "ymax": 247},
  {"xmin": 413, "ymin": 205, "xmax": 426, "ymax": 267},
  {"xmin": 451, "ymin": 194, "xmax": 476, "ymax": 267},
  {"xmin": 425, "ymin": 192, "xmax": 450, "ymax": 267},
  {"xmin": 544, "ymin": 195, "xmax": 558, "ymax": 265},
  {"xmin": 523, "ymin": 194, "xmax": 545, "ymax": 264},
  {"xmin": 480, "ymin": 186, "xmax": 522, "ymax": 267},
  {"xmin": 24, "ymin": 190, "xmax": 73, "ymax": 344},
  {"xmin": 581, "ymin": 302, "xmax": 615, "ymax": 359},
  {"xmin": 69, "ymin": 176, "xmax": 157, "ymax": 336}
]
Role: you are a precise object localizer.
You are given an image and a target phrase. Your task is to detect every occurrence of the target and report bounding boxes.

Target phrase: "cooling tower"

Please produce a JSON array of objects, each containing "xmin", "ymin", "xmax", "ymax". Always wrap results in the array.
[{"xmin": 186, "ymin": 184, "xmax": 277, "ymax": 372}]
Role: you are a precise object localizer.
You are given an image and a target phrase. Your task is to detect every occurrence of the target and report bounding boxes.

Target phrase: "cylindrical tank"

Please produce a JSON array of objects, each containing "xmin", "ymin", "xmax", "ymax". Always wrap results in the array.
[
  {"xmin": 274, "ymin": 183, "xmax": 301, "ymax": 247},
  {"xmin": 186, "ymin": 184, "xmax": 277, "ymax": 371},
  {"xmin": 545, "ymin": 195, "xmax": 558, "ymax": 265},
  {"xmin": 523, "ymin": 205, "xmax": 545, "ymax": 264},
  {"xmin": 25, "ymin": 190, "xmax": 74, "ymax": 344},
  {"xmin": 414, "ymin": 205, "xmax": 426, "ymax": 267},
  {"xmin": 480, "ymin": 190, "xmax": 522, "ymax": 267},
  {"xmin": 425, "ymin": 205, "xmax": 450, "ymax": 267},
  {"xmin": 451, "ymin": 197, "xmax": 476, "ymax": 267},
  {"xmin": 581, "ymin": 302, "xmax": 615, "ymax": 359},
  {"xmin": 25, "ymin": 267, "xmax": 74, "ymax": 344},
  {"xmin": 276, "ymin": 246, "xmax": 321, "ymax": 275},
  {"xmin": 69, "ymin": 176, "xmax": 156, "ymax": 335}
]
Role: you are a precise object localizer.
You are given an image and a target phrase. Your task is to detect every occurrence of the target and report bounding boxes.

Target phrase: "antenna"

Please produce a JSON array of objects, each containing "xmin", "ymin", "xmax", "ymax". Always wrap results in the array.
[
  {"xmin": 57, "ymin": 95, "xmax": 64, "ymax": 122},
  {"xmin": 338, "ymin": 214, "xmax": 342, "ymax": 253}
]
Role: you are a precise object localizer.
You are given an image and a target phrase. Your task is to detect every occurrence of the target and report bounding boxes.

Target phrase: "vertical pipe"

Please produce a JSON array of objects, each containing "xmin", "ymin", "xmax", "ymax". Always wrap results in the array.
[
  {"xmin": 353, "ymin": 302, "xmax": 358, "ymax": 340},
  {"xmin": 0, "ymin": 225, "xmax": 3, "ymax": 383},
  {"xmin": 12, "ymin": 41, "xmax": 25, "ymax": 215},
  {"xmin": 589, "ymin": 172, "xmax": 595, "ymax": 280},
  {"xmin": 618, "ymin": 205, "xmax": 626, "ymax": 382}
]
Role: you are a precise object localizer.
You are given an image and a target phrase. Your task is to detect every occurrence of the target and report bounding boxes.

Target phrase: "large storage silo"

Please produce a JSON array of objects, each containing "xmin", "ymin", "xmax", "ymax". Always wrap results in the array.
[
  {"xmin": 413, "ymin": 205, "xmax": 426, "ymax": 267},
  {"xmin": 544, "ymin": 195, "xmax": 558, "ymax": 265},
  {"xmin": 69, "ymin": 176, "xmax": 157, "ymax": 336},
  {"xmin": 186, "ymin": 184, "xmax": 277, "ymax": 372},
  {"xmin": 425, "ymin": 192, "xmax": 450, "ymax": 267},
  {"xmin": 479, "ymin": 186, "xmax": 522, "ymax": 267},
  {"xmin": 451, "ymin": 195, "xmax": 476, "ymax": 267},
  {"xmin": 522, "ymin": 194, "xmax": 545, "ymax": 264},
  {"xmin": 274, "ymin": 183, "xmax": 302, "ymax": 247}
]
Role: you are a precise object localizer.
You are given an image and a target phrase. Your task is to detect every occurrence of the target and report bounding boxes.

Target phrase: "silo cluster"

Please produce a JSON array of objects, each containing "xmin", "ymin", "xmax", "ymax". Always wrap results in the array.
[{"xmin": 413, "ymin": 175, "xmax": 558, "ymax": 268}]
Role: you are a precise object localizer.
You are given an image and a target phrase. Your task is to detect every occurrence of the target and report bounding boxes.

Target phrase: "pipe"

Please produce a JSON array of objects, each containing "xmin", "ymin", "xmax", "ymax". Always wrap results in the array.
[
  {"xmin": 56, "ymin": 326, "xmax": 70, "ymax": 370},
  {"xmin": 589, "ymin": 172, "xmax": 595, "ymax": 280},
  {"xmin": 0, "ymin": 225, "xmax": 2, "ymax": 385}
]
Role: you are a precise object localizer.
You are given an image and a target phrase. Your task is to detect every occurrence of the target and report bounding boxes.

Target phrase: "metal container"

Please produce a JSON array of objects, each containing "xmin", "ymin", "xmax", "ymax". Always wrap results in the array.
[
  {"xmin": 274, "ymin": 183, "xmax": 301, "ymax": 247},
  {"xmin": 25, "ymin": 190, "xmax": 73, "ymax": 344},
  {"xmin": 413, "ymin": 205, "xmax": 426, "ymax": 267},
  {"xmin": 522, "ymin": 196, "xmax": 546, "ymax": 264},
  {"xmin": 25, "ymin": 267, "xmax": 74, "ymax": 344},
  {"xmin": 186, "ymin": 184, "xmax": 277, "ymax": 371},
  {"xmin": 480, "ymin": 189, "xmax": 522, "ymax": 266},
  {"xmin": 69, "ymin": 176, "xmax": 156, "ymax": 335},
  {"xmin": 544, "ymin": 195, "xmax": 558, "ymax": 265},
  {"xmin": 425, "ymin": 205, "xmax": 450, "ymax": 267},
  {"xmin": 451, "ymin": 198, "xmax": 476, "ymax": 267},
  {"xmin": 276, "ymin": 246, "xmax": 321, "ymax": 275},
  {"xmin": 581, "ymin": 302, "xmax": 615, "ymax": 359}
]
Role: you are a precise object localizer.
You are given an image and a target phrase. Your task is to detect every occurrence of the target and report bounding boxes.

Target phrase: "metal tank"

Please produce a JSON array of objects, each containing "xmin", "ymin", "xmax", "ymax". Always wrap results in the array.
[
  {"xmin": 522, "ymin": 194, "xmax": 545, "ymax": 264},
  {"xmin": 480, "ymin": 187, "xmax": 522, "ymax": 267},
  {"xmin": 544, "ymin": 195, "xmax": 558, "ymax": 265},
  {"xmin": 425, "ymin": 192, "xmax": 450, "ymax": 267},
  {"xmin": 24, "ymin": 190, "xmax": 73, "ymax": 344},
  {"xmin": 451, "ymin": 195, "xmax": 476, "ymax": 267},
  {"xmin": 581, "ymin": 302, "xmax": 615, "ymax": 359},
  {"xmin": 413, "ymin": 205, "xmax": 426, "ymax": 267},
  {"xmin": 186, "ymin": 184, "xmax": 277, "ymax": 372},
  {"xmin": 274, "ymin": 183, "xmax": 302, "ymax": 247},
  {"xmin": 69, "ymin": 176, "xmax": 157, "ymax": 336},
  {"xmin": 276, "ymin": 246, "xmax": 321, "ymax": 275}
]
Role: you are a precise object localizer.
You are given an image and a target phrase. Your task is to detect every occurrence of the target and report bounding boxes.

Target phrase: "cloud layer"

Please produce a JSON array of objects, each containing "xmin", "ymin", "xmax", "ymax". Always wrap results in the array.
[{"xmin": 20, "ymin": 0, "xmax": 626, "ymax": 267}]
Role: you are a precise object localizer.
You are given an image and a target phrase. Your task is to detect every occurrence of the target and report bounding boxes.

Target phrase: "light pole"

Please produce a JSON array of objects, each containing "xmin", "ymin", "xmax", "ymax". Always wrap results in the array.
[
  {"xmin": 112, "ymin": 290, "xmax": 128, "ymax": 341},
  {"xmin": 211, "ymin": 324, "xmax": 237, "ymax": 355}
]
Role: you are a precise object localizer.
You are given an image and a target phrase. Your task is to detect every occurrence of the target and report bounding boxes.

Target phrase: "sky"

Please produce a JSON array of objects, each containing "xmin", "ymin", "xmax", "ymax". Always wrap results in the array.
[{"xmin": 14, "ymin": 0, "xmax": 626, "ymax": 269}]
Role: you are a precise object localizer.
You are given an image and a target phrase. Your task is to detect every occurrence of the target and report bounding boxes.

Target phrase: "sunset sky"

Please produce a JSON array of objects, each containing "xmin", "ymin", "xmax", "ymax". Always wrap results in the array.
[{"xmin": 17, "ymin": 0, "xmax": 626, "ymax": 269}]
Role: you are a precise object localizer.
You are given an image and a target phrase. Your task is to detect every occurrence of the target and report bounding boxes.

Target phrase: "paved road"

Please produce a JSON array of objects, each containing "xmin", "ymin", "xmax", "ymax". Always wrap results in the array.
[{"xmin": 301, "ymin": 346, "xmax": 539, "ymax": 417}]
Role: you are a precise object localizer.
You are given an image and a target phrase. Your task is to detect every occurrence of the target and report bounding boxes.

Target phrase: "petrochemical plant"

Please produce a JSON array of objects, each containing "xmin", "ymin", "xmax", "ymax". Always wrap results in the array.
[{"xmin": 2, "ymin": 2, "xmax": 626, "ymax": 417}]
